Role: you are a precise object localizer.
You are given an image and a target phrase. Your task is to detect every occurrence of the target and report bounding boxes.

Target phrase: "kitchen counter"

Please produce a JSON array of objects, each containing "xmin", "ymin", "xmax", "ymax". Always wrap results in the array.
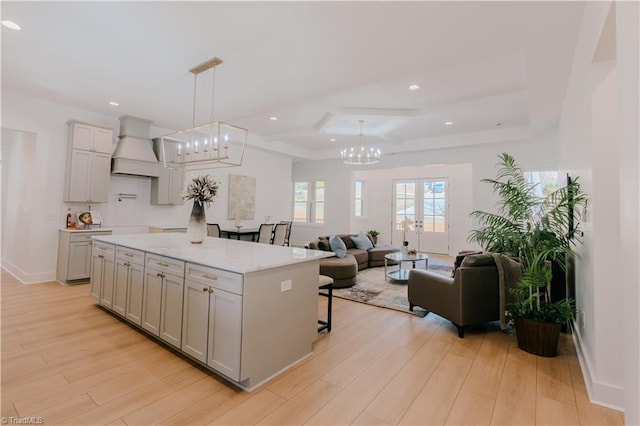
[
  {"xmin": 90, "ymin": 232, "xmax": 333, "ymax": 391},
  {"xmin": 93, "ymin": 233, "xmax": 331, "ymax": 274}
]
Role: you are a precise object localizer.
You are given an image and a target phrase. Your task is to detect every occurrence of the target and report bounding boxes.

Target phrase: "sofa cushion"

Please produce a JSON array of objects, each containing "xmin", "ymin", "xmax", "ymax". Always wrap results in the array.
[
  {"xmin": 317, "ymin": 239, "xmax": 331, "ymax": 251},
  {"xmin": 461, "ymin": 253, "xmax": 495, "ymax": 267},
  {"xmin": 452, "ymin": 250, "xmax": 483, "ymax": 276},
  {"xmin": 348, "ymin": 248, "xmax": 369, "ymax": 270},
  {"xmin": 340, "ymin": 234, "xmax": 356, "ymax": 250},
  {"xmin": 351, "ymin": 231, "xmax": 374, "ymax": 250},
  {"xmin": 368, "ymin": 244, "xmax": 400, "ymax": 267},
  {"xmin": 329, "ymin": 235, "xmax": 347, "ymax": 258},
  {"xmin": 319, "ymin": 255, "xmax": 358, "ymax": 288}
]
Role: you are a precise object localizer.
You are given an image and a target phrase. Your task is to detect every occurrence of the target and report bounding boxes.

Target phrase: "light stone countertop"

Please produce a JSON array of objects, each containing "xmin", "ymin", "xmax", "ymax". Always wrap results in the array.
[{"xmin": 92, "ymin": 233, "xmax": 333, "ymax": 274}]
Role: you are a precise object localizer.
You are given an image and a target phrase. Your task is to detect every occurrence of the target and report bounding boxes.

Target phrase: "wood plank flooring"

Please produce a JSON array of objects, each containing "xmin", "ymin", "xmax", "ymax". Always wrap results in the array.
[{"xmin": 1, "ymin": 268, "xmax": 625, "ymax": 425}]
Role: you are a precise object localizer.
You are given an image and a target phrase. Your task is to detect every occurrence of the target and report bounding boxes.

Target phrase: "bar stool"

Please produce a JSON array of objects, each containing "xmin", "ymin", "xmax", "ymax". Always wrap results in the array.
[{"xmin": 318, "ymin": 275, "xmax": 333, "ymax": 333}]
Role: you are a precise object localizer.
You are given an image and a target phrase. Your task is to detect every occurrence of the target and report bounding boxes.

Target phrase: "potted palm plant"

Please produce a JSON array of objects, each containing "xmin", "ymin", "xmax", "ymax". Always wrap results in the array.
[{"xmin": 469, "ymin": 153, "xmax": 587, "ymax": 356}]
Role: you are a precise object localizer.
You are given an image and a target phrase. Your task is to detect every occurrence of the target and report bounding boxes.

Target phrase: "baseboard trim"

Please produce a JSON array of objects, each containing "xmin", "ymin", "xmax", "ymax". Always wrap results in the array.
[
  {"xmin": 1, "ymin": 258, "xmax": 56, "ymax": 284},
  {"xmin": 571, "ymin": 321, "xmax": 625, "ymax": 411}
]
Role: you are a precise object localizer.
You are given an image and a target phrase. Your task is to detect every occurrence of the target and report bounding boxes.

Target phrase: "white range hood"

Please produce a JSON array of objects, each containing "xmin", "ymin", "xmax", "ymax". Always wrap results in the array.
[{"xmin": 111, "ymin": 115, "xmax": 161, "ymax": 177}]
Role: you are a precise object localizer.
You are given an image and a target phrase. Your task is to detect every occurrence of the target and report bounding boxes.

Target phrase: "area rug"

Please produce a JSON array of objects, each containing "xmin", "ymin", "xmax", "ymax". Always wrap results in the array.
[{"xmin": 332, "ymin": 258, "xmax": 453, "ymax": 316}]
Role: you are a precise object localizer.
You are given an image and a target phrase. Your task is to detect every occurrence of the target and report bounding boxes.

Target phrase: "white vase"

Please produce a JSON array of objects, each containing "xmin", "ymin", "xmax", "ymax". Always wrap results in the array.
[{"xmin": 187, "ymin": 201, "xmax": 207, "ymax": 244}]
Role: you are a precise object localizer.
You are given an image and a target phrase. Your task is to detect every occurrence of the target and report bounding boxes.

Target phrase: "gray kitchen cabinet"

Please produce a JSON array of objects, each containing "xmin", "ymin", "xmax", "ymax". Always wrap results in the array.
[
  {"xmin": 113, "ymin": 247, "xmax": 144, "ymax": 318},
  {"xmin": 150, "ymin": 166, "xmax": 184, "ymax": 205},
  {"xmin": 151, "ymin": 138, "xmax": 184, "ymax": 205},
  {"xmin": 64, "ymin": 121, "xmax": 114, "ymax": 203},
  {"xmin": 142, "ymin": 253, "xmax": 184, "ymax": 345},
  {"xmin": 57, "ymin": 230, "xmax": 112, "ymax": 284},
  {"xmin": 90, "ymin": 242, "xmax": 115, "ymax": 305},
  {"xmin": 182, "ymin": 262, "xmax": 243, "ymax": 380}
]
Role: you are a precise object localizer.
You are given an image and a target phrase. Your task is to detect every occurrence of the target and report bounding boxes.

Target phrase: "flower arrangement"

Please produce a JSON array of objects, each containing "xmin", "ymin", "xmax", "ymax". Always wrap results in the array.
[{"xmin": 183, "ymin": 175, "xmax": 220, "ymax": 207}]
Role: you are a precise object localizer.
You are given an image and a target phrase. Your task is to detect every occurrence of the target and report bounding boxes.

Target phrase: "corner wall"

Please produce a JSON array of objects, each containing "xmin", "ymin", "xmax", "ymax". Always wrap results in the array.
[{"xmin": 558, "ymin": 0, "xmax": 639, "ymax": 417}]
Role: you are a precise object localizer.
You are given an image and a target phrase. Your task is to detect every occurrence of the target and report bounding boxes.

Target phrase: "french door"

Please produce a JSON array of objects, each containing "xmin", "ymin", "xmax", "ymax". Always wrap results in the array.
[{"xmin": 392, "ymin": 179, "xmax": 449, "ymax": 254}]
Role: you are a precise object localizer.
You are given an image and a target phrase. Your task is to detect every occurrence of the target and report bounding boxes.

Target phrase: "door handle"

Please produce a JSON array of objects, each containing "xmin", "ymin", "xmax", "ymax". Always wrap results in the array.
[{"xmin": 156, "ymin": 272, "xmax": 165, "ymax": 278}]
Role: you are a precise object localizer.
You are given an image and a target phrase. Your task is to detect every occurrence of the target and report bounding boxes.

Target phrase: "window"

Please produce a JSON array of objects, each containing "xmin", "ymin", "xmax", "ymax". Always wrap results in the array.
[
  {"xmin": 293, "ymin": 180, "xmax": 325, "ymax": 224},
  {"xmin": 354, "ymin": 180, "xmax": 363, "ymax": 217}
]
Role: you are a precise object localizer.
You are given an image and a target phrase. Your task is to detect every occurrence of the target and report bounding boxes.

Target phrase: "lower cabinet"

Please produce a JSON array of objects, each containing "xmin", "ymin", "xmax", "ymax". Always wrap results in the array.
[
  {"xmin": 142, "ymin": 253, "xmax": 185, "ymax": 348},
  {"xmin": 58, "ymin": 230, "xmax": 112, "ymax": 284},
  {"xmin": 90, "ymin": 242, "xmax": 115, "ymax": 303},
  {"xmin": 92, "ymin": 243, "xmax": 244, "ymax": 382},
  {"xmin": 182, "ymin": 263, "xmax": 243, "ymax": 381},
  {"xmin": 113, "ymin": 247, "xmax": 144, "ymax": 318}
]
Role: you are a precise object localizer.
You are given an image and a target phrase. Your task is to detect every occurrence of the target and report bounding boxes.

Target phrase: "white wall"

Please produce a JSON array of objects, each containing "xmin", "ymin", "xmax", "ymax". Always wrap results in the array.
[
  {"xmin": 292, "ymin": 136, "xmax": 558, "ymax": 251},
  {"xmin": 558, "ymin": 0, "xmax": 639, "ymax": 418},
  {"xmin": 1, "ymin": 92, "xmax": 292, "ymax": 283}
]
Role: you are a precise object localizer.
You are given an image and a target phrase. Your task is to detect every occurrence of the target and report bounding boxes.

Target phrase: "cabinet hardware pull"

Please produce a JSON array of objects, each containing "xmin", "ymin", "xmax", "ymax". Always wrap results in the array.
[
  {"xmin": 202, "ymin": 287, "xmax": 209, "ymax": 292},
  {"xmin": 124, "ymin": 262, "xmax": 131, "ymax": 267},
  {"xmin": 209, "ymin": 288, "xmax": 214, "ymax": 294},
  {"xmin": 98, "ymin": 254, "xmax": 104, "ymax": 259},
  {"xmin": 202, "ymin": 274, "xmax": 218, "ymax": 280},
  {"xmin": 157, "ymin": 272, "xmax": 165, "ymax": 278},
  {"xmin": 157, "ymin": 262, "xmax": 169, "ymax": 267},
  {"xmin": 124, "ymin": 253, "xmax": 134, "ymax": 257}
]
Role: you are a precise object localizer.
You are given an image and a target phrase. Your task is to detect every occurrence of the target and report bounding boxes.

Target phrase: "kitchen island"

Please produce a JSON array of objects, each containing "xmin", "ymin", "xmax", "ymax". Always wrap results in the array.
[{"xmin": 90, "ymin": 233, "xmax": 333, "ymax": 391}]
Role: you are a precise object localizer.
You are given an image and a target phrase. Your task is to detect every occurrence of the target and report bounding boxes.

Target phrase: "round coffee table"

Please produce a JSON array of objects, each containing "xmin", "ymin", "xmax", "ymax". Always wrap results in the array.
[{"xmin": 384, "ymin": 252, "xmax": 429, "ymax": 283}]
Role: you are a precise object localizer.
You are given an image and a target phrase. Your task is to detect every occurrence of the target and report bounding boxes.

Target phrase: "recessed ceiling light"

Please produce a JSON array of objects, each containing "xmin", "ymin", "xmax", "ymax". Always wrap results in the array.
[
  {"xmin": 1, "ymin": 20, "xmax": 21, "ymax": 31},
  {"xmin": 109, "ymin": 101, "xmax": 120, "ymax": 106},
  {"xmin": 445, "ymin": 121, "xmax": 453, "ymax": 126},
  {"xmin": 329, "ymin": 138, "xmax": 336, "ymax": 142},
  {"xmin": 408, "ymin": 84, "xmax": 420, "ymax": 91},
  {"xmin": 269, "ymin": 116, "xmax": 278, "ymax": 121},
  {"xmin": 496, "ymin": 122, "xmax": 502, "ymax": 126}
]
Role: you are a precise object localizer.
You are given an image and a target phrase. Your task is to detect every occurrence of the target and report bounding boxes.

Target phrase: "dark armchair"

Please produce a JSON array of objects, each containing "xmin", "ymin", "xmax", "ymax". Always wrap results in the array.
[{"xmin": 408, "ymin": 253, "xmax": 502, "ymax": 338}]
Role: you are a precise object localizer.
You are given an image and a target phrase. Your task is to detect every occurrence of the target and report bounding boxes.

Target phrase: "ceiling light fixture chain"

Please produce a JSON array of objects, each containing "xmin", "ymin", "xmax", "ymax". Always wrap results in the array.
[{"xmin": 159, "ymin": 56, "xmax": 247, "ymax": 170}]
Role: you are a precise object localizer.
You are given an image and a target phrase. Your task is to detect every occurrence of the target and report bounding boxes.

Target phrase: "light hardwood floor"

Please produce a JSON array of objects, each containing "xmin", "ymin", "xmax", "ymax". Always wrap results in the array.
[{"xmin": 1, "ymin": 268, "xmax": 624, "ymax": 425}]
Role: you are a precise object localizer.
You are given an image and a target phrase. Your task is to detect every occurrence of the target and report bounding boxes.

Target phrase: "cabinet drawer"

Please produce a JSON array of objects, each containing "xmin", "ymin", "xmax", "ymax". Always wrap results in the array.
[
  {"xmin": 185, "ymin": 263, "xmax": 243, "ymax": 295},
  {"xmin": 93, "ymin": 242, "xmax": 115, "ymax": 258},
  {"xmin": 145, "ymin": 253, "xmax": 185, "ymax": 277},
  {"xmin": 116, "ymin": 246, "xmax": 145, "ymax": 265},
  {"xmin": 71, "ymin": 231, "xmax": 111, "ymax": 243}
]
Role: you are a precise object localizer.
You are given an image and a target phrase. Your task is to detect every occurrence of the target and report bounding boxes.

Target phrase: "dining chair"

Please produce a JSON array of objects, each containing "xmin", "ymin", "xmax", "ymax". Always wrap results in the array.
[
  {"xmin": 256, "ymin": 223, "xmax": 274, "ymax": 244},
  {"xmin": 271, "ymin": 223, "xmax": 288, "ymax": 245},
  {"xmin": 206, "ymin": 223, "xmax": 221, "ymax": 238},
  {"xmin": 280, "ymin": 220, "xmax": 292, "ymax": 246}
]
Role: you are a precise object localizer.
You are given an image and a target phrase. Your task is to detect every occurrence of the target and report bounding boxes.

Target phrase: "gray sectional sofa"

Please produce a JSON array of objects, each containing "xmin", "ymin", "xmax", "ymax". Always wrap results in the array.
[{"xmin": 306, "ymin": 234, "xmax": 399, "ymax": 288}]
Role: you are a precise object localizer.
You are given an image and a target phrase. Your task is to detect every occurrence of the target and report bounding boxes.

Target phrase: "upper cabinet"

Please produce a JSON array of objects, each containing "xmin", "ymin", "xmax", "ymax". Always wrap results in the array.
[
  {"xmin": 151, "ymin": 138, "xmax": 184, "ymax": 205},
  {"xmin": 64, "ymin": 121, "xmax": 114, "ymax": 203},
  {"xmin": 71, "ymin": 122, "xmax": 113, "ymax": 153}
]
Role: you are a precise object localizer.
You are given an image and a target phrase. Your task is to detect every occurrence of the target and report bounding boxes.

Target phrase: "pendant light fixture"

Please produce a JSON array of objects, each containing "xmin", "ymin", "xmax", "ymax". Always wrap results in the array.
[
  {"xmin": 159, "ymin": 57, "xmax": 248, "ymax": 170},
  {"xmin": 340, "ymin": 120, "xmax": 381, "ymax": 165}
]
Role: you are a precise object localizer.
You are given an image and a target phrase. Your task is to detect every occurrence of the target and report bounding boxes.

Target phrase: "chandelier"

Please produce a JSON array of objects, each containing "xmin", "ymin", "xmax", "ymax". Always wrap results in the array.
[
  {"xmin": 159, "ymin": 57, "xmax": 248, "ymax": 170},
  {"xmin": 340, "ymin": 120, "xmax": 381, "ymax": 165}
]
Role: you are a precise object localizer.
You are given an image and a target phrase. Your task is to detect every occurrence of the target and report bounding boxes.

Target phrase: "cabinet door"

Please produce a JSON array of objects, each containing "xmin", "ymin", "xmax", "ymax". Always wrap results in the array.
[
  {"xmin": 142, "ymin": 269, "xmax": 163, "ymax": 336},
  {"xmin": 90, "ymin": 251, "xmax": 104, "ymax": 300},
  {"xmin": 113, "ymin": 261, "xmax": 130, "ymax": 316},
  {"xmin": 71, "ymin": 123, "xmax": 94, "ymax": 151},
  {"xmin": 99, "ymin": 256, "xmax": 115, "ymax": 309},
  {"xmin": 207, "ymin": 288, "xmax": 242, "ymax": 381},
  {"xmin": 160, "ymin": 273, "xmax": 184, "ymax": 348},
  {"xmin": 89, "ymin": 152, "xmax": 111, "ymax": 203},
  {"xmin": 181, "ymin": 280, "xmax": 210, "ymax": 363},
  {"xmin": 169, "ymin": 168, "xmax": 185, "ymax": 205},
  {"xmin": 67, "ymin": 149, "xmax": 91, "ymax": 202},
  {"xmin": 92, "ymin": 128, "xmax": 113, "ymax": 154},
  {"xmin": 68, "ymin": 241, "xmax": 92, "ymax": 280},
  {"xmin": 125, "ymin": 263, "xmax": 144, "ymax": 325}
]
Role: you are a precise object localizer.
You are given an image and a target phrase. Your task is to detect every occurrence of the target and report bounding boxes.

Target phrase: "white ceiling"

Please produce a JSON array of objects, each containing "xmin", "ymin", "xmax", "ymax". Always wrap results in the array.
[{"xmin": 1, "ymin": 1, "xmax": 585, "ymax": 161}]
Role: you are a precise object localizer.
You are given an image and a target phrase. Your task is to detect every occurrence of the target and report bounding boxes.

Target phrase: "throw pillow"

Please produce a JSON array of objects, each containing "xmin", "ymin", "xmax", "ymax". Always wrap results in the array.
[
  {"xmin": 329, "ymin": 235, "xmax": 347, "ymax": 258},
  {"xmin": 317, "ymin": 240, "xmax": 331, "ymax": 251},
  {"xmin": 351, "ymin": 231, "xmax": 374, "ymax": 251},
  {"xmin": 452, "ymin": 250, "xmax": 483, "ymax": 277}
]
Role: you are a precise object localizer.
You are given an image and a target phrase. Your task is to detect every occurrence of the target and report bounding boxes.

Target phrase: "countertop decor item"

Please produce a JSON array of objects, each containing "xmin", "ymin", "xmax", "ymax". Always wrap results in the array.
[{"xmin": 183, "ymin": 175, "xmax": 220, "ymax": 243}]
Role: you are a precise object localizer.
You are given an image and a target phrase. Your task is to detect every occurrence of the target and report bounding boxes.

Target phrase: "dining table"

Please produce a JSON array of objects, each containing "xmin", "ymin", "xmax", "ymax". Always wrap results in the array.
[{"xmin": 221, "ymin": 227, "xmax": 260, "ymax": 241}]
